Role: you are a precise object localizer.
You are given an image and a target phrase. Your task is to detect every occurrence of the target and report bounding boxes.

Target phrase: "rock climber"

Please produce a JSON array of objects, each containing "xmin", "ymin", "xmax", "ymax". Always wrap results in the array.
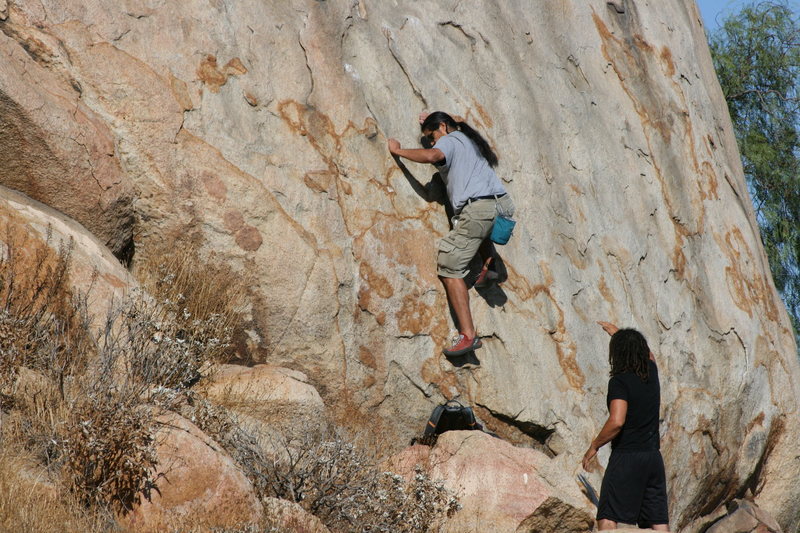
[
  {"xmin": 387, "ymin": 111, "xmax": 514, "ymax": 357},
  {"xmin": 582, "ymin": 321, "xmax": 670, "ymax": 531}
]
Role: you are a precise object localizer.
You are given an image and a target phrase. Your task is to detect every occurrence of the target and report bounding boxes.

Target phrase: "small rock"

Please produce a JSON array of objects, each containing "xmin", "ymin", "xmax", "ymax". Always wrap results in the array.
[{"xmin": 706, "ymin": 507, "xmax": 759, "ymax": 533}]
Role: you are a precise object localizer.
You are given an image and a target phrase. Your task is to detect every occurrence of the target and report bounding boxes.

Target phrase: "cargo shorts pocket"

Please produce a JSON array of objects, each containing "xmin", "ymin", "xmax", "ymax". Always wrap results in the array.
[{"xmin": 437, "ymin": 233, "xmax": 471, "ymax": 276}]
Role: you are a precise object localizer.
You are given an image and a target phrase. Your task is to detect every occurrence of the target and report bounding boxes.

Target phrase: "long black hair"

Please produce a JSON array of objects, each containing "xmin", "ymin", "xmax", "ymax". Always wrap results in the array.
[
  {"xmin": 609, "ymin": 328, "xmax": 650, "ymax": 382},
  {"xmin": 421, "ymin": 111, "xmax": 498, "ymax": 168}
]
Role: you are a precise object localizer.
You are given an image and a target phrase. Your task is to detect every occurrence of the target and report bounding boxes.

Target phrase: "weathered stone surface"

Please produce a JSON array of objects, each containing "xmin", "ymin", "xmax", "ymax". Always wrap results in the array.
[
  {"xmin": 201, "ymin": 364, "xmax": 325, "ymax": 427},
  {"xmin": 0, "ymin": 184, "xmax": 134, "ymax": 322},
  {"xmin": 121, "ymin": 413, "xmax": 262, "ymax": 532},
  {"xmin": 262, "ymin": 497, "xmax": 332, "ymax": 533},
  {"xmin": 0, "ymin": 25, "xmax": 133, "ymax": 259},
  {"xmin": 516, "ymin": 496, "xmax": 595, "ymax": 533},
  {"xmin": 704, "ymin": 499, "xmax": 784, "ymax": 533},
  {"xmin": 2, "ymin": 1, "xmax": 800, "ymax": 531},
  {"xmin": 388, "ymin": 431, "xmax": 593, "ymax": 533}
]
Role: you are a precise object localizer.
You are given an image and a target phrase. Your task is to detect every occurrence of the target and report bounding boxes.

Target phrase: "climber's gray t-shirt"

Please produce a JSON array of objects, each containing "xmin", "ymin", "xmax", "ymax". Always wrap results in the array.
[{"xmin": 434, "ymin": 131, "xmax": 507, "ymax": 212}]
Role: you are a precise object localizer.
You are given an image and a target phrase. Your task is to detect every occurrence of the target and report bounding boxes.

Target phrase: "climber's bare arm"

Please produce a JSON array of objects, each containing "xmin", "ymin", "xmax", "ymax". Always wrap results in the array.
[
  {"xmin": 597, "ymin": 321, "xmax": 656, "ymax": 362},
  {"xmin": 388, "ymin": 139, "xmax": 444, "ymax": 165},
  {"xmin": 582, "ymin": 399, "xmax": 627, "ymax": 470},
  {"xmin": 597, "ymin": 321, "xmax": 619, "ymax": 336}
]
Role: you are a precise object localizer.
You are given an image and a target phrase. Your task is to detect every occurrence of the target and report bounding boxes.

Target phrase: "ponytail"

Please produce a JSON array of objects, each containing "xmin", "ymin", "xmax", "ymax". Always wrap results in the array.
[
  {"xmin": 421, "ymin": 111, "xmax": 499, "ymax": 168},
  {"xmin": 456, "ymin": 121, "xmax": 498, "ymax": 168}
]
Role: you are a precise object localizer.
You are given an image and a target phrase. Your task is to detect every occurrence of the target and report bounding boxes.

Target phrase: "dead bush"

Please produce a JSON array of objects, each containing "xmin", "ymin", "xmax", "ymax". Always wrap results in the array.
[
  {"xmin": 62, "ymin": 388, "xmax": 158, "ymax": 512},
  {"xmin": 138, "ymin": 244, "xmax": 250, "ymax": 364},
  {"xmin": 0, "ymin": 226, "xmax": 90, "ymax": 402},
  {"xmin": 0, "ymin": 228, "xmax": 250, "ymax": 519},
  {"xmin": 266, "ymin": 424, "xmax": 460, "ymax": 532}
]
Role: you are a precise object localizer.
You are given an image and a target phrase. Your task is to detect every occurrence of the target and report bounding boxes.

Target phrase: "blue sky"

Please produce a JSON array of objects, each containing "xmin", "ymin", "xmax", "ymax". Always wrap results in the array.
[
  {"xmin": 696, "ymin": 0, "xmax": 751, "ymax": 31},
  {"xmin": 697, "ymin": 0, "xmax": 800, "ymax": 32}
]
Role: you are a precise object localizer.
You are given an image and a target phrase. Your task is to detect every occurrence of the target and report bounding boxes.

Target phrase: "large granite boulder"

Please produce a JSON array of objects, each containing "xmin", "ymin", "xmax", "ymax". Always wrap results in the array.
[
  {"xmin": 0, "ymin": 184, "xmax": 134, "ymax": 322},
  {"xmin": 388, "ymin": 431, "xmax": 594, "ymax": 533},
  {"xmin": 0, "ymin": 26, "xmax": 133, "ymax": 259},
  {"xmin": 120, "ymin": 413, "xmax": 263, "ymax": 532},
  {"xmin": 2, "ymin": 1, "xmax": 799, "ymax": 530}
]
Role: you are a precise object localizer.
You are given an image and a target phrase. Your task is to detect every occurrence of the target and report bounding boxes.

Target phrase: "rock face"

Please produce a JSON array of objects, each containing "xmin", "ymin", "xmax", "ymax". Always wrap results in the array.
[
  {"xmin": 2, "ymin": 1, "xmax": 799, "ymax": 531},
  {"xmin": 704, "ymin": 499, "xmax": 783, "ymax": 533},
  {"xmin": 201, "ymin": 364, "xmax": 326, "ymax": 429},
  {"xmin": 0, "ymin": 184, "xmax": 135, "ymax": 321},
  {"xmin": 389, "ymin": 431, "xmax": 594, "ymax": 533},
  {"xmin": 121, "ymin": 413, "xmax": 263, "ymax": 532}
]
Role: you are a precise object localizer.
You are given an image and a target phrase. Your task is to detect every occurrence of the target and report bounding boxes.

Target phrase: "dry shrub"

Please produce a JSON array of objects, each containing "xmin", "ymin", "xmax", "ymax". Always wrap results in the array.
[
  {"xmin": 0, "ymin": 229, "xmax": 250, "ymax": 520},
  {"xmin": 0, "ymin": 226, "xmax": 90, "ymax": 404},
  {"xmin": 266, "ymin": 423, "xmax": 460, "ymax": 532},
  {"xmin": 54, "ymin": 248, "xmax": 250, "ymax": 509},
  {"xmin": 138, "ymin": 244, "xmax": 250, "ymax": 364},
  {"xmin": 62, "ymin": 388, "xmax": 158, "ymax": 512}
]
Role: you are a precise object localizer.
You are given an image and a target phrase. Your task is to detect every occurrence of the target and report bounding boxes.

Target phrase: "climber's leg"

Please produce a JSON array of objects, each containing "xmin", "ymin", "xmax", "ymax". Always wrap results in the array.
[{"xmin": 439, "ymin": 275, "xmax": 474, "ymax": 338}]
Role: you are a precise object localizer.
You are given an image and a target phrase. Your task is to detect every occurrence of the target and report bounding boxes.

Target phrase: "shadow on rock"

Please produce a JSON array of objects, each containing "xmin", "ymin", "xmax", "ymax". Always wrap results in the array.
[{"xmin": 445, "ymin": 350, "xmax": 481, "ymax": 368}]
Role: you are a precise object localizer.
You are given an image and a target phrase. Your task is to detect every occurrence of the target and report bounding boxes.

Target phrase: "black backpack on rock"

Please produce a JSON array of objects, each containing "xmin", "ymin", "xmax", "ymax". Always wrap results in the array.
[{"xmin": 423, "ymin": 400, "xmax": 481, "ymax": 436}]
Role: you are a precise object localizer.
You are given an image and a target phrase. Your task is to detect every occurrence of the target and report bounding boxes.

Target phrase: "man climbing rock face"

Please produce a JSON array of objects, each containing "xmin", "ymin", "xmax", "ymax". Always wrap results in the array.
[{"xmin": 388, "ymin": 111, "xmax": 514, "ymax": 357}]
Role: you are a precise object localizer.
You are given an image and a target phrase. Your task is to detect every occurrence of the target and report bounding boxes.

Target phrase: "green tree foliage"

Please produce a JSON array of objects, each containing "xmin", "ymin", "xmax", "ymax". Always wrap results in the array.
[{"xmin": 709, "ymin": 1, "xmax": 800, "ymax": 335}]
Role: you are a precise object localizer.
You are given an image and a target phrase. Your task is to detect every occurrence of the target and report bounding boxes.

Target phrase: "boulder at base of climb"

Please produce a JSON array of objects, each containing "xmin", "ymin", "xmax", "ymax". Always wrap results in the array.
[
  {"xmin": 200, "ymin": 364, "xmax": 326, "ymax": 431},
  {"xmin": 387, "ymin": 430, "xmax": 593, "ymax": 533}
]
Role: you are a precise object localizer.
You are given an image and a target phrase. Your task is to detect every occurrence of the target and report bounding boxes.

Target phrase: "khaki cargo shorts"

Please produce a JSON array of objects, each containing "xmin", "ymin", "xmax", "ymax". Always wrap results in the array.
[{"xmin": 437, "ymin": 195, "xmax": 514, "ymax": 278}]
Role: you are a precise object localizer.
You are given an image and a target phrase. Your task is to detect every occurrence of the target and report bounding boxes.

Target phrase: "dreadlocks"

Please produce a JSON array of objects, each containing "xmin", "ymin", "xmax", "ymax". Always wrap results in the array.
[{"xmin": 609, "ymin": 328, "xmax": 650, "ymax": 382}]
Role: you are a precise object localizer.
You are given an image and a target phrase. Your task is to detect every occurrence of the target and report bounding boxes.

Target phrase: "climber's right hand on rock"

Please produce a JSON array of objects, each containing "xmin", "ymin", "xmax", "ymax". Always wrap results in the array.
[
  {"xmin": 597, "ymin": 321, "xmax": 619, "ymax": 336},
  {"xmin": 388, "ymin": 138, "xmax": 401, "ymax": 155}
]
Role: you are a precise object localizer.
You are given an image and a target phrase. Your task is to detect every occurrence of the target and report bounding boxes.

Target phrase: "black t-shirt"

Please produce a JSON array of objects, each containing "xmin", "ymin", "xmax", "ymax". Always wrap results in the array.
[{"xmin": 606, "ymin": 360, "xmax": 660, "ymax": 451}]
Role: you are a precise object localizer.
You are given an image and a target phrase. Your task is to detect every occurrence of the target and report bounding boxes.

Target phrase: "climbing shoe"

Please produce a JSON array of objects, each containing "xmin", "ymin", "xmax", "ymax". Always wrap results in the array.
[{"xmin": 443, "ymin": 334, "xmax": 482, "ymax": 357}]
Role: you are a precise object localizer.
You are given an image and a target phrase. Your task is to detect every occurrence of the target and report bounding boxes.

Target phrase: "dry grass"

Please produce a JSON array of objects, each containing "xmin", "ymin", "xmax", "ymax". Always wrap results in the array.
[
  {"xmin": 0, "ymin": 226, "xmax": 90, "ymax": 406},
  {"xmin": 137, "ymin": 244, "xmax": 250, "ymax": 365},
  {"xmin": 0, "ymin": 448, "xmax": 112, "ymax": 533}
]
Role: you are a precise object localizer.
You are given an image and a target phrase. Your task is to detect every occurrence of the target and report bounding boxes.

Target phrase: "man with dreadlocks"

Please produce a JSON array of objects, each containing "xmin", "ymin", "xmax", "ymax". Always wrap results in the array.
[{"xmin": 582, "ymin": 322, "xmax": 670, "ymax": 531}]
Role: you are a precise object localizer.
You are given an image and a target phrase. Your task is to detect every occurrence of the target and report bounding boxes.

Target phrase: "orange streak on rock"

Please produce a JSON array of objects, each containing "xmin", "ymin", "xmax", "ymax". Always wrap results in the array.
[
  {"xmin": 397, "ymin": 292, "xmax": 436, "ymax": 335},
  {"xmin": 359, "ymin": 261, "xmax": 394, "ymax": 299},
  {"xmin": 716, "ymin": 227, "xmax": 779, "ymax": 321},
  {"xmin": 197, "ymin": 55, "xmax": 227, "ymax": 93},
  {"xmin": 504, "ymin": 262, "xmax": 586, "ymax": 390}
]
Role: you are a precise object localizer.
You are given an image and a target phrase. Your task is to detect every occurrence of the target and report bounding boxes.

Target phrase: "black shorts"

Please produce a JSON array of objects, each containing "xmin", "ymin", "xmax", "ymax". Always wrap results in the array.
[{"xmin": 596, "ymin": 449, "xmax": 669, "ymax": 527}]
